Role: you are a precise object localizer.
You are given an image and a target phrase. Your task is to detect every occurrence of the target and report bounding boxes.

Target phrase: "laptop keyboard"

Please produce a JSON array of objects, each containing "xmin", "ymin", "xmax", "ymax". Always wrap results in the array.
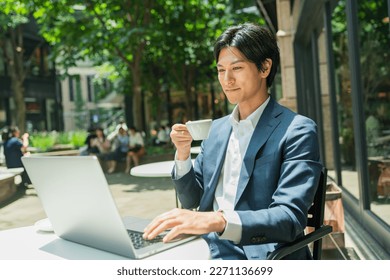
[{"xmin": 127, "ymin": 230, "xmax": 165, "ymax": 249}]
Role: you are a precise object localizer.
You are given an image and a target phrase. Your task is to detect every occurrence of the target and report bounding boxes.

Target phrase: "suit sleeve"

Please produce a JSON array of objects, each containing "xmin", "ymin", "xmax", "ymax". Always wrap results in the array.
[
  {"xmin": 238, "ymin": 116, "xmax": 323, "ymax": 245},
  {"xmin": 172, "ymin": 147, "xmax": 205, "ymax": 209}
]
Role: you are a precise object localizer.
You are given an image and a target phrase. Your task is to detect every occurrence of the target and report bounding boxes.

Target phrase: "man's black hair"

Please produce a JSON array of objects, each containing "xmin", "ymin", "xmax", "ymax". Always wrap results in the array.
[{"xmin": 213, "ymin": 23, "xmax": 280, "ymax": 88}]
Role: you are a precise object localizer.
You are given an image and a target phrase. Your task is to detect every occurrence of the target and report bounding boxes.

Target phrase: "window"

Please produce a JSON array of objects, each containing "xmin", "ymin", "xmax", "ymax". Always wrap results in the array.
[
  {"xmin": 69, "ymin": 76, "xmax": 74, "ymax": 101},
  {"xmin": 87, "ymin": 75, "xmax": 94, "ymax": 102}
]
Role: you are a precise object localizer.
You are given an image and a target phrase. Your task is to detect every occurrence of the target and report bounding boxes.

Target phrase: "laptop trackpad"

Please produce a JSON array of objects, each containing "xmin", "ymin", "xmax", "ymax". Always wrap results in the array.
[{"xmin": 122, "ymin": 216, "xmax": 151, "ymax": 232}]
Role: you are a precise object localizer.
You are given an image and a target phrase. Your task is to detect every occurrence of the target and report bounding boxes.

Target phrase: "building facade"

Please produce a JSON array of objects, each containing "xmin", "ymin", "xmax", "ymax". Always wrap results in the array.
[
  {"xmin": 0, "ymin": 18, "xmax": 63, "ymax": 133},
  {"xmin": 59, "ymin": 63, "xmax": 123, "ymax": 132}
]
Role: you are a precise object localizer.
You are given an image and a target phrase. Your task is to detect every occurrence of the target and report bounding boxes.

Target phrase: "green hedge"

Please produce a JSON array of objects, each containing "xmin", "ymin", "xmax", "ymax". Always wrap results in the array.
[{"xmin": 29, "ymin": 131, "xmax": 88, "ymax": 152}]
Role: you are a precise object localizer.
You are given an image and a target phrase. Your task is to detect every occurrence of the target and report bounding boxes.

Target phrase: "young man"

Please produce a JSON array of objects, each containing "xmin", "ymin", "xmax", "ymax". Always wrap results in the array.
[{"xmin": 143, "ymin": 23, "xmax": 323, "ymax": 260}]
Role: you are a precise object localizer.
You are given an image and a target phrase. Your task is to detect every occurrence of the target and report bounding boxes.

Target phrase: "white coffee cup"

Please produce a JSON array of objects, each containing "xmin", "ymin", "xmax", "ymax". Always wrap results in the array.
[{"xmin": 185, "ymin": 119, "xmax": 212, "ymax": 140}]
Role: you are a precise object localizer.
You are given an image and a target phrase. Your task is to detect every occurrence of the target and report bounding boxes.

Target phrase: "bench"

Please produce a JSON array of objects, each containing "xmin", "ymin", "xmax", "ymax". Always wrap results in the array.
[
  {"xmin": 30, "ymin": 149, "xmax": 80, "ymax": 157},
  {"xmin": 0, "ymin": 167, "xmax": 24, "ymax": 205}
]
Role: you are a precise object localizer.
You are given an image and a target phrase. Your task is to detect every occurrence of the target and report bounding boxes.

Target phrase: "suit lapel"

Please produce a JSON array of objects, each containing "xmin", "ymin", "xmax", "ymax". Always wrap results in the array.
[{"xmin": 234, "ymin": 98, "xmax": 283, "ymax": 206}]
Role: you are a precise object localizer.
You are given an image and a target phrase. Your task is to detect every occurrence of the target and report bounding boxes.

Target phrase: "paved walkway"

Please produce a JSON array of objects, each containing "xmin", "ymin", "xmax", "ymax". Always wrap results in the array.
[{"xmin": 0, "ymin": 172, "xmax": 178, "ymax": 230}]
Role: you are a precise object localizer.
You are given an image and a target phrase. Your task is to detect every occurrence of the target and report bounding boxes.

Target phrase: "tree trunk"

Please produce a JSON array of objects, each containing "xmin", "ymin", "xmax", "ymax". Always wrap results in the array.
[
  {"xmin": 132, "ymin": 80, "xmax": 143, "ymax": 131},
  {"xmin": 5, "ymin": 27, "xmax": 26, "ymax": 133},
  {"xmin": 10, "ymin": 75, "xmax": 26, "ymax": 132},
  {"xmin": 183, "ymin": 67, "xmax": 196, "ymax": 121},
  {"xmin": 131, "ymin": 58, "xmax": 143, "ymax": 131}
]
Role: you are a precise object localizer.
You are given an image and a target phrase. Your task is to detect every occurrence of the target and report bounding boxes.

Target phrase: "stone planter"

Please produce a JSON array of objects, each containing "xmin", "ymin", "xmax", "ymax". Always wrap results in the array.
[{"xmin": 0, "ymin": 173, "xmax": 18, "ymax": 205}]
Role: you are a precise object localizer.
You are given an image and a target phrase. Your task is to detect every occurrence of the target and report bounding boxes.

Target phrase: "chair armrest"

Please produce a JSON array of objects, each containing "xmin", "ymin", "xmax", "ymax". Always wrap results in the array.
[{"xmin": 266, "ymin": 225, "xmax": 332, "ymax": 260}]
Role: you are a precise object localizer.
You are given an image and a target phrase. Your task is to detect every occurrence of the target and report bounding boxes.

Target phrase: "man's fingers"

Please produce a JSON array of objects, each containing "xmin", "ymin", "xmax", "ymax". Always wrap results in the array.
[
  {"xmin": 143, "ymin": 209, "xmax": 200, "ymax": 242},
  {"xmin": 144, "ymin": 219, "xmax": 179, "ymax": 240},
  {"xmin": 162, "ymin": 225, "xmax": 185, "ymax": 243},
  {"xmin": 143, "ymin": 209, "xmax": 180, "ymax": 239}
]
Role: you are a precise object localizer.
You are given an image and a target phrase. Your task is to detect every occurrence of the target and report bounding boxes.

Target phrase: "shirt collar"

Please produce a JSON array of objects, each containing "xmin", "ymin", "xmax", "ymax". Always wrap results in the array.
[{"xmin": 229, "ymin": 95, "xmax": 271, "ymax": 129}]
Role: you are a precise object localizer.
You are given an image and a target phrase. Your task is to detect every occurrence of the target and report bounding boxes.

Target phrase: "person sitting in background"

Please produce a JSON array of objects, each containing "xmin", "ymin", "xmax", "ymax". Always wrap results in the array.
[
  {"xmin": 164, "ymin": 125, "xmax": 171, "ymax": 143},
  {"xmin": 104, "ymin": 126, "xmax": 129, "ymax": 174},
  {"xmin": 80, "ymin": 126, "xmax": 97, "ymax": 156},
  {"xmin": 89, "ymin": 127, "xmax": 111, "ymax": 155},
  {"xmin": 107, "ymin": 119, "xmax": 128, "ymax": 142},
  {"xmin": 2, "ymin": 126, "xmax": 31, "ymax": 189},
  {"xmin": 155, "ymin": 126, "xmax": 169, "ymax": 146},
  {"xmin": 125, "ymin": 126, "xmax": 145, "ymax": 173}
]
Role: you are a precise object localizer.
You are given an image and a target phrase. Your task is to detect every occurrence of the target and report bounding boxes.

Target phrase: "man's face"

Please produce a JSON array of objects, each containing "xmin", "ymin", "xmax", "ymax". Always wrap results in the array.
[{"xmin": 216, "ymin": 47, "xmax": 264, "ymax": 107}]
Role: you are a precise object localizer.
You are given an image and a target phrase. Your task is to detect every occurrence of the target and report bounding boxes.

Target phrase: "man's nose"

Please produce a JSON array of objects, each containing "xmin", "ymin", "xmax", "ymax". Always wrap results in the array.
[{"xmin": 223, "ymin": 71, "xmax": 234, "ymax": 85}]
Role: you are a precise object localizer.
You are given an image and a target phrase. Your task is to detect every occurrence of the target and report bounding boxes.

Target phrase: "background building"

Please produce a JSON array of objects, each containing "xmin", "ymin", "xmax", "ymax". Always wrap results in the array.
[
  {"xmin": 0, "ymin": 18, "xmax": 62, "ymax": 132},
  {"xmin": 59, "ymin": 62, "xmax": 124, "ymax": 132}
]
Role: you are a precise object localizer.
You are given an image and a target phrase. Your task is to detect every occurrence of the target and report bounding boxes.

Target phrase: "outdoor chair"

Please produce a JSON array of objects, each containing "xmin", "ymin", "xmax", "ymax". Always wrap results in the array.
[{"xmin": 267, "ymin": 167, "xmax": 332, "ymax": 260}]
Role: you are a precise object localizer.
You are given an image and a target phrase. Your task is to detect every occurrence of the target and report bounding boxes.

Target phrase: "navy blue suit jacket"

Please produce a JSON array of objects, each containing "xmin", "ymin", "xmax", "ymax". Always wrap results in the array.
[{"xmin": 173, "ymin": 97, "xmax": 323, "ymax": 259}]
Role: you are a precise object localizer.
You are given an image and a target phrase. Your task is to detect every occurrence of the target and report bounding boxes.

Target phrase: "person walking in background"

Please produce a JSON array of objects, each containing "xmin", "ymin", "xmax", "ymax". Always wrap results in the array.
[
  {"xmin": 143, "ymin": 23, "xmax": 322, "ymax": 260},
  {"xmin": 2, "ymin": 126, "xmax": 32, "ymax": 189},
  {"xmin": 125, "ymin": 126, "xmax": 145, "ymax": 173}
]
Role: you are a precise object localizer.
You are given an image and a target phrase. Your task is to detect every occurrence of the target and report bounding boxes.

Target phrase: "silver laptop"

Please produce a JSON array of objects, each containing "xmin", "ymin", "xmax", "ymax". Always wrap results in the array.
[{"xmin": 21, "ymin": 155, "xmax": 195, "ymax": 259}]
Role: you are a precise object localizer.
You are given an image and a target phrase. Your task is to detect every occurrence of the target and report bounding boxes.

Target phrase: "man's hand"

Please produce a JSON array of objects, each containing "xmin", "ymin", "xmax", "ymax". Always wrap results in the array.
[
  {"xmin": 170, "ymin": 124, "xmax": 192, "ymax": 160},
  {"xmin": 143, "ymin": 208, "xmax": 226, "ymax": 243}
]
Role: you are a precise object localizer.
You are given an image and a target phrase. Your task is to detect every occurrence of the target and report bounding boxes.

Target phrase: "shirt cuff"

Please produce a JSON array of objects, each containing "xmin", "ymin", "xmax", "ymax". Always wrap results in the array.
[
  {"xmin": 217, "ymin": 210, "xmax": 242, "ymax": 244},
  {"xmin": 174, "ymin": 152, "xmax": 192, "ymax": 179}
]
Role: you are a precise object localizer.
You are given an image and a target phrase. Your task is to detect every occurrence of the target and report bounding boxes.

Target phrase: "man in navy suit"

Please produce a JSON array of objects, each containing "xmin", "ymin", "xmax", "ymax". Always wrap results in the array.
[{"xmin": 144, "ymin": 23, "xmax": 323, "ymax": 260}]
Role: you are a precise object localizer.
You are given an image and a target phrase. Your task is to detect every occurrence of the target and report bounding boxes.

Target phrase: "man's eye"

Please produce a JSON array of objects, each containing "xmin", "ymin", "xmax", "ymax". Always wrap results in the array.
[
  {"xmin": 217, "ymin": 69, "xmax": 225, "ymax": 73},
  {"xmin": 233, "ymin": 66, "xmax": 242, "ymax": 70}
]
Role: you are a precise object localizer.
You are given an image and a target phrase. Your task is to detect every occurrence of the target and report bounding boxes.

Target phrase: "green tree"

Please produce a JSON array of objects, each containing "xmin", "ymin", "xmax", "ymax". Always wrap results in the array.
[
  {"xmin": 32, "ymin": 0, "xmax": 155, "ymax": 131},
  {"xmin": 31, "ymin": 0, "xmax": 263, "ymax": 131},
  {"xmin": 0, "ymin": 1, "xmax": 33, "ymax": 132},
  {"xmin": 142, "ymin": 0, "xmax": 262, "ymax": 122}
]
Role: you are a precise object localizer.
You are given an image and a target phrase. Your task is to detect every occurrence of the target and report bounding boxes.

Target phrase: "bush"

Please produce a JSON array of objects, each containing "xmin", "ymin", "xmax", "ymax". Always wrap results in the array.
[
  {"xmin": 69, "ymin": 131, "xmax": 87, "ymax": 148},
  {"xmin": 57, "ymin": 132, "xmax": 71, "ymax": 145},
  {"xmin": 29, "ymin": 132, "xmax": 57, "ymax": 152},
  {"xmin": 29, "ymin": 131, "xmax": 88, "ymax": 152},
  {"xmin": 146, "ymin": 145, "xmax": 175, "ymax": 155}
]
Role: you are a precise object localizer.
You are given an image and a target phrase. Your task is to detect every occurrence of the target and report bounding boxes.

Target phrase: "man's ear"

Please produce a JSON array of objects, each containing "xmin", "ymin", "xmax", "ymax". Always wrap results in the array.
[{"xmin": 260, "ymin": 59, "xmax": 272, "ymax": 78}]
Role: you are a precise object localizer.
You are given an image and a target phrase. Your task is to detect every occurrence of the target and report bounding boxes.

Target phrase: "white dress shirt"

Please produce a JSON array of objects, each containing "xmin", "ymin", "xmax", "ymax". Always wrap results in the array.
[{"xmin": 175, "ymin": 96, "xmax": 270, "ymax": 243}]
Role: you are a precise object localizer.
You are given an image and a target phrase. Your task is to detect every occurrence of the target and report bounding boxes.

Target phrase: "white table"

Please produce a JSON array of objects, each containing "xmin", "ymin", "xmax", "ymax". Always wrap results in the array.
[
  {"xmin": 131, "ymin": 160, "xmax": 176, "ymax": 206},
  {"xmin": 0, "ymin": 224, "xmax": 210, "ymax": 260},
  {"xmin": 130, "ymin": 160, "xmax": 195, "ymax": 177},
  {"xmin": 130, "ymin": 160, "xmax": 176, "ymax": 177},
  {"xmin": 190, "ymin": 146, "xmax": 201, "ymax": 154},
  {"xmin": 130, "ymin": 160, "xmax": 195, "ymax": 207}
]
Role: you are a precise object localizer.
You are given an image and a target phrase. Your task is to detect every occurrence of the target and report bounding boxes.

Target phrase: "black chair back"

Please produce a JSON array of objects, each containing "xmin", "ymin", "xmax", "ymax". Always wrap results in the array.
[
  {"xmin": 308, "ymin": 167, "xmax": 329, "ymax": 259},
  {"xmin": 266, "ymin": 167, "xmax": 332, "ymax": 260}
]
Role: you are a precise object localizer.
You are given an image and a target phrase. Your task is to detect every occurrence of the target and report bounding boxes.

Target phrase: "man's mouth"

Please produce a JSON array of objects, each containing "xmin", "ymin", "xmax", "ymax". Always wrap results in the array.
[{"xmin": 225, "ymin": 88, "xmax": 240, "ymax": 92}]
